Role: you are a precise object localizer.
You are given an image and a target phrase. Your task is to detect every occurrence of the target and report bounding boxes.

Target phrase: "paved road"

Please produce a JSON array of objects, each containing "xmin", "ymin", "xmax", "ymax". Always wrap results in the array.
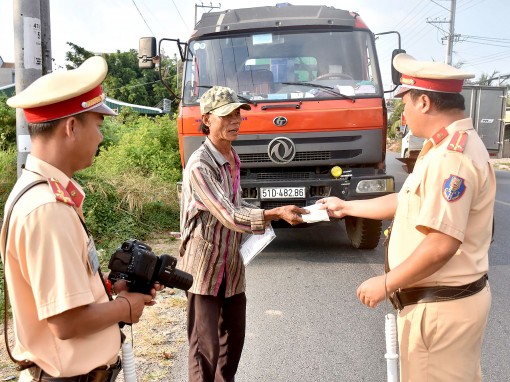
[{"xmin": 170, "ymin": 152, "xmax": 510, "ymax": 381}]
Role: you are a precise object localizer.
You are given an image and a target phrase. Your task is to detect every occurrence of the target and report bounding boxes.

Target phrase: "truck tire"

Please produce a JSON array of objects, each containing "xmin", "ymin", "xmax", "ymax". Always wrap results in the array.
[{"xmin": 344, "ymin": 216, "xmax": 382, "ymax": 249}]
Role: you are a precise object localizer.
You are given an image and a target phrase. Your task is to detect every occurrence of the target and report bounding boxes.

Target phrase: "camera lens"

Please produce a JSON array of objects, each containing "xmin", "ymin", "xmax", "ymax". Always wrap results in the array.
[{"xmin": 157, "ymin": 254, "xmax": 193, "ymax": 290}]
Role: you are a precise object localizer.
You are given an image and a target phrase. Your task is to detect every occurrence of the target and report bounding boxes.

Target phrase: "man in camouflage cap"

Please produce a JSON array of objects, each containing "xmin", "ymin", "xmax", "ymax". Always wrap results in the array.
[{"xmin": 180, "ymin": 85, "xmax": 307, "ymax": 381}]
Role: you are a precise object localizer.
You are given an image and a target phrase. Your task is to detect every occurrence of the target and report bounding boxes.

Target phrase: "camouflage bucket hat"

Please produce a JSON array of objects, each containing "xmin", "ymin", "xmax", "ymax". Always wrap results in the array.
[{"xmin": 200, "ymin": 86, "xmax": 251, "ymax": 116}]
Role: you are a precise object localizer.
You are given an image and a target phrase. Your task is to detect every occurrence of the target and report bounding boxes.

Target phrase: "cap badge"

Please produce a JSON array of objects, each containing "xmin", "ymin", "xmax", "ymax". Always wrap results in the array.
[{"xmin": 400, "ymin": 77, "xmax": 416, "ymax": 85}]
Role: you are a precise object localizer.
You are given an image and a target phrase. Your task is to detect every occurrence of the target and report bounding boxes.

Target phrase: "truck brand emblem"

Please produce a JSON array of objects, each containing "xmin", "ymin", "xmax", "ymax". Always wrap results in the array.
[
  {"xmin": 268, "ymin": 137, "xmax": 296, "ymax": 164},
  {"xmin": 273, "ymin": 116, "xmax": 288, "ymax": 127}
]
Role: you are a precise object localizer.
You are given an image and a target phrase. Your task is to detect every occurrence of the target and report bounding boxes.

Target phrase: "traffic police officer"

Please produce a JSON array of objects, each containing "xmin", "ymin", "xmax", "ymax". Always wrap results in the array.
[
  {"xmin": 318, "ymin": 53, "xmax": 495, "ymax": 381},
  {"xmin": 1, "ymin": 56, "xmax": 156, "ymax": 381}
]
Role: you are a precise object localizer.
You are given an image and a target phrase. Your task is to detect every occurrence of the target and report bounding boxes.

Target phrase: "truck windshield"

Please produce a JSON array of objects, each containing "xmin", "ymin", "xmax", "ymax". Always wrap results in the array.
[{"xmin": 182, "ymin": 30, "xmax": 381, "ymax": 105}]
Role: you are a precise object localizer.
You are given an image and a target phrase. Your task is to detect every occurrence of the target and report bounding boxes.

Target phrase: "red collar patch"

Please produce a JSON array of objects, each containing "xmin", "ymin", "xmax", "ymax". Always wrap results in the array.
[
  {"xmin": 48, "ymin": 178, "xmax": 75, "ymax": 207},
  {"xmin": 431, "ymin": 127, "xmax": 448, "ymax": 145}
]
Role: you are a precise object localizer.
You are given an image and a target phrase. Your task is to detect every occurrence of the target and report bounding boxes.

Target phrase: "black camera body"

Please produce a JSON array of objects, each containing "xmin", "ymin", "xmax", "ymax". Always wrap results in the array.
[{"xmin": 108, "ymin": 239, "xmax": 193, "ymax": 294}]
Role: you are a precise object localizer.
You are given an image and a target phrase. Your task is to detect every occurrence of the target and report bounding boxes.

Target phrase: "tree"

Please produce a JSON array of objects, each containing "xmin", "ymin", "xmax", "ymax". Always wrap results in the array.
[
  {"xmin": 64, "ymin": 42, "xmax": 95, "ymax": 69},
  {"xmin": 388, "ymin": 98, "xmax": 404, "ymax": 128},
  {"xmin": 469, "ymin": 70, "xmax": 508, "ymax": 86},
  {"xmin": 63, "ymin": 43, "xmax": 178, "ymax": 107}
]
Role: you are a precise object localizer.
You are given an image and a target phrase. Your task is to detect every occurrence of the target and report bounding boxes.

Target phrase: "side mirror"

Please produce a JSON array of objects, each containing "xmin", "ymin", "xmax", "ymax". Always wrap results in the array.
[
  {"xmin": 139, "ymin": 37, "xmax": 157, "ymax": 69},
  {"xmin": 391, "ymin": 48, "xmax": 406, "ymax": 86}
]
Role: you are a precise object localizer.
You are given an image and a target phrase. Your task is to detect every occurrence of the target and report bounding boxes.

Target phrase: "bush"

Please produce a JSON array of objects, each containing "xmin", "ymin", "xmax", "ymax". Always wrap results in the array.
[
  {"xmin": 0, "ymin": 111, "xmax": 183, "ymax": 315},
  {"xmin": 93, "ymin": 113, "xmax": 182, "ymax": 183},
  {"xmin": 76, "ymin": 112, "xmax": 182, "ymax": 253},
  {"xmin": 0, "ymin": 95, "xmax": 17, "ymax": 150},
  {"xmin": 0, "ymin": 112, "xmax": 182, "ymax": 254},
  {"xmin": 0, "ymin": 148, "xmax": 17, "ymax": 213}
]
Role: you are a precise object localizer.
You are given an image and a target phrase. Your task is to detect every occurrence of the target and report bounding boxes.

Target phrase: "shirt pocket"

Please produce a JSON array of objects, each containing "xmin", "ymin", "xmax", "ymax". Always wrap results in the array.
[
  {"xmin": 398, "ymin": 174, "xmax": 422, "ymax": 219},
  {"xmin": 185, "ymin": 236, "xmax": 214, "ymax": 277}
]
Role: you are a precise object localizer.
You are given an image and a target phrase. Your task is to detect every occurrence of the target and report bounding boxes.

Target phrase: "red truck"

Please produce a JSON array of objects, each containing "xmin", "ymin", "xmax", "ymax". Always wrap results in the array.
[{"xmin": 139, "ymin": 4, "xmax": 405, "ymax": 249}]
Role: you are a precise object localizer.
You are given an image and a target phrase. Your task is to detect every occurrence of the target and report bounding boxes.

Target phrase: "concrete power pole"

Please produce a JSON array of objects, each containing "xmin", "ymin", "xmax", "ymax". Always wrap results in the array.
[
  {"xmin": 13, "ymin": 0, "xmax": 52, "ymax": 176},
  {"xmin": 427, "ymin": 0, "xmax": 458, "ymax": 65},
  {"xmin": 445, "ymin": 0, "xmax": 457, "ymax": 65},
  {"xmin": 194, "ymin": 2, "xmax": 221, "ymax": 26}
]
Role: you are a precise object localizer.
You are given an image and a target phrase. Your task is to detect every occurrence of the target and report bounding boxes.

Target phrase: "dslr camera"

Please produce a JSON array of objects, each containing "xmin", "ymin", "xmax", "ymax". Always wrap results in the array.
[{"xmin": 108, "ymin": 239, "xmax": 193, "ymax": 294}]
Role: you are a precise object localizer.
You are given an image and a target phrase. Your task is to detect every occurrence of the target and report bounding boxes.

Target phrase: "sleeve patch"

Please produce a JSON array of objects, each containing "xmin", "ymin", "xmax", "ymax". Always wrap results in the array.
[{"xmin": 442, "ymin": 174, "xmax": 466, "ymax": 202}]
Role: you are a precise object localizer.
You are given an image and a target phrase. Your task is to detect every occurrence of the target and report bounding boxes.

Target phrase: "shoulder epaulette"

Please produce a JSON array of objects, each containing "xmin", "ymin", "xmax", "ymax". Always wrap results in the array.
[
  {"xmin": 447, "ymin": 131, "xmax": 468, "ymax": 153},
  {"xmin": 48, "ymin": 178, "xmax": 76, "ymax": 206}
]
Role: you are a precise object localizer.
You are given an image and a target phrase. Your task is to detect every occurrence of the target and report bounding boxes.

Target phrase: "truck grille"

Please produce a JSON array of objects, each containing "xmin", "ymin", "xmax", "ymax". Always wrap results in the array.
[
  {"xmin": 257, "ymin": 172, "xmax": 310, "ymax": 180},
  {"xmin": 239, "ymin": 151, "xmax": 331, "ymax": 163},
  {"xmin": 261, "ymin": 201, "xmax": 307, "ymax": 209}
]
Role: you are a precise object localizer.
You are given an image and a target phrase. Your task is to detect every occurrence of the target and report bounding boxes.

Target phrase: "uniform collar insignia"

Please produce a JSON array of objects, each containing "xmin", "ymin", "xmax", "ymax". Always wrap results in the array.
[{"xmin": 48, "ymin": 178, "xmax": 76, "ymax": 207}]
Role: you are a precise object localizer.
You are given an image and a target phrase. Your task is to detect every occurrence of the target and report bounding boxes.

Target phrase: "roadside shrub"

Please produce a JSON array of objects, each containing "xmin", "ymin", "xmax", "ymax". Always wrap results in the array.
[
  {"xmin": 0, "ymin": 113, "xmax": 183, "ymax": 313},
  {"xmin": 93, "ymin": 114, "xmax": 182, "ymax": 183},
  {"xmin": 0, "ymin": 95, "xmax": 16, "ymax": 150},
  {"xmin": 0, "ymin": 148, "xmax": 17, "ymax": 213}
]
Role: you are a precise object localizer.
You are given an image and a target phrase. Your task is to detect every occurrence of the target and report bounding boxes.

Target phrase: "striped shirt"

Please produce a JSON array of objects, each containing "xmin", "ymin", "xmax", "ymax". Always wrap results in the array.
[{"xmin": 179, "ymin": 138, "xmax": 265, "ymax": 297}]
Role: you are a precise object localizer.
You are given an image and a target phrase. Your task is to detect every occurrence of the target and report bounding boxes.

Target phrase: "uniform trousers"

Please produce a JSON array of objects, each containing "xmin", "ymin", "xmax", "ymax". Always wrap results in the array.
[
  {"xmin": 397, "ymin": 283, "xmax": 491, "ymax": 382},
  {"xmin": 186, "ymin": 279, "xmax": 247, "ymax": 382}
]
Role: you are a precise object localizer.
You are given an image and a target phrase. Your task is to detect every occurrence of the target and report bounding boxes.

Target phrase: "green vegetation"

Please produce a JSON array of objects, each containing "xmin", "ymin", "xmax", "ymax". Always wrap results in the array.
[
  {"xmin": 77, "ymin": 109, "xmax": 182, "ymax": 253},
  {"xmin": 387, "ymin": 98, "xmax": 404, "ymax": 139},
  {"xmin": 0, "ymin": 106, "xmax": 183, "ymax": 316}
]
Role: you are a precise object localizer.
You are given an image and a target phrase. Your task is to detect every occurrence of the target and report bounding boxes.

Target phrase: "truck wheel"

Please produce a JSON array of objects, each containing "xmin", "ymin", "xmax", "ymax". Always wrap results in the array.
[{"xmin": 344, "ymin": 216, "xmax": 382, "ymax": 249}]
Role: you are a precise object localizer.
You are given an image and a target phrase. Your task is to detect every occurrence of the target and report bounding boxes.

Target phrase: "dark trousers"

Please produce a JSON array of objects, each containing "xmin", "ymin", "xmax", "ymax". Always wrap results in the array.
[{"xmin": 186, "ymin": 281, "xmax": 247, "ymax": 382}]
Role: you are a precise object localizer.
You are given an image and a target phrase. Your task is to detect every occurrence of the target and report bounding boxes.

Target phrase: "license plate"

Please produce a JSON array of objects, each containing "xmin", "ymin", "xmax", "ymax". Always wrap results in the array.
[{"xmin": 260, "ymin": 187, "xmax": 305, "ymax": 200}]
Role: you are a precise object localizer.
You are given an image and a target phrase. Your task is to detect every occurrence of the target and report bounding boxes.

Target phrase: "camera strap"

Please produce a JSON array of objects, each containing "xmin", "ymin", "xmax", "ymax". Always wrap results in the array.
[{"xmin": 2, "ymin": 179, "xmax": 46, "ymax": 371}]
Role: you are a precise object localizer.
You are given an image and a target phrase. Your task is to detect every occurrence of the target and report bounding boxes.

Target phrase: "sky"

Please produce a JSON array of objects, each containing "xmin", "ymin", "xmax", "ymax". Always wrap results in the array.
[{"xmin": 1, "ymin": 0, "xmax": 509, "ymax": 90}]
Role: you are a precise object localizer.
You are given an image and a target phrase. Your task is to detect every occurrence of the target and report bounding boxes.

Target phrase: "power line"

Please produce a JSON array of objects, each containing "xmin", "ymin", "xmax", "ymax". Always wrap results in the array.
[
  {"xmin": 171, "ymin": 0, "xmax": 191, "ymax": 31},
  {"xmin": 131, "ymin": 0, "xmax": 156, "ymax": 36}
]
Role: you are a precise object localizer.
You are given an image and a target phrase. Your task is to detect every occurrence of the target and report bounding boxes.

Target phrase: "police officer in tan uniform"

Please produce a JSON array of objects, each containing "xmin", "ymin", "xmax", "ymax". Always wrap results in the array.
[
  {"xmin": 1, "ymin": 56, "xmax": 157, "ymax": 381},
  {"xmin": 318, "ymin": 53, "xmax": 495, "ymax": 382}
]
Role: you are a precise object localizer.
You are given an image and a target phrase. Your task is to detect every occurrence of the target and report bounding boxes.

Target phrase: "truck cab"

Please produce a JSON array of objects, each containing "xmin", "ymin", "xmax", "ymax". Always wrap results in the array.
[{"xmin": 140, "ymin": 4, "xmax": 405, "ymax": 249}]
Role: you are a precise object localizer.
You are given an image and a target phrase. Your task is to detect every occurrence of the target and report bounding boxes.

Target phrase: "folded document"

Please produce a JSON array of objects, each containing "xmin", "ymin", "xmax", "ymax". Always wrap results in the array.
[
  {"xmin": 302, "ymin": 204, "xmax": 330, "ymax": 223},
  {"xmin": 240, "ymin": 225, "xmax": 276, "ymax": 266}
]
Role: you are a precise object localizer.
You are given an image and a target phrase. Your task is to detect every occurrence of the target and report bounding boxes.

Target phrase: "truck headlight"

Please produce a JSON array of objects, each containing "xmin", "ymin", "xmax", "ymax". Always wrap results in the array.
[{"xmin": 356, "ymin": 178, "xmax": 394, "ymax": 193}]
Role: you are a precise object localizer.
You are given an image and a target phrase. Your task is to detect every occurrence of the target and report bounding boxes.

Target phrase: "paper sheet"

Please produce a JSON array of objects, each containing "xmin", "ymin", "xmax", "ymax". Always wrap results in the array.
[
  {"xmin": 240, "ymin": 225, "xmax": 276, "ymax": 266},
  {"xmin": 302, "ymin": 204, "xmax": 330, "ymax": 223}
]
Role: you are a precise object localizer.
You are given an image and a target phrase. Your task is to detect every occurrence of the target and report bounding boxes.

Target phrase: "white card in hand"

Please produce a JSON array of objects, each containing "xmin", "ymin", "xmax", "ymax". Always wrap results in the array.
[{"xmin": 302, "ymin": 204, "xmax": 330, "ymax": 223}]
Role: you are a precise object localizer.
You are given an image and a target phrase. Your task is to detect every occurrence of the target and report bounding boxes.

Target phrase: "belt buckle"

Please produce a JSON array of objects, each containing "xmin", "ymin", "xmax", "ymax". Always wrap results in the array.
[{"xmin": 389, "ymin": 290, "xmax": 403, "ymax": 311}]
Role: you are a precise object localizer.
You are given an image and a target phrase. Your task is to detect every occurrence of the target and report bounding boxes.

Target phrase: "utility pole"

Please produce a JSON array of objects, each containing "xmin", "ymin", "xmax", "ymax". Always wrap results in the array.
[
  {"xmin": 13, "ymin": 0, "xmax": 52, "ymax": 176},
  {"xmin": 427, "ymin": 0, "xmax": 458, "ymax": 65},
  {"xmin": 194, "ymin": 2, "xmax": 221, "ymax": 26},
  {"xmin": 445, "ymin": 0, "xmax": 456, "ymax": 65}
]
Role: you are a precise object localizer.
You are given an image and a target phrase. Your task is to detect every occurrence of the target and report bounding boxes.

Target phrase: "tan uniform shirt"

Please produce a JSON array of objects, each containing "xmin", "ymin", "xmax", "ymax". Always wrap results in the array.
[
  {"xmin": 0, "ymin": 155, "xmax": 120, "ymax": 377},
  {"xmin": 389, "ymin": 118, "xmax": 496, "ymax": 287}
]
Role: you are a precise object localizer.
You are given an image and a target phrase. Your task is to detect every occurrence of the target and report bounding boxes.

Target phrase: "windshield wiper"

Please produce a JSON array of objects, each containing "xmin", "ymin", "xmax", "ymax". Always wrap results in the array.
[{"xmin": 282, "ymin": 82, "xmax": 355, "ymax": 102}]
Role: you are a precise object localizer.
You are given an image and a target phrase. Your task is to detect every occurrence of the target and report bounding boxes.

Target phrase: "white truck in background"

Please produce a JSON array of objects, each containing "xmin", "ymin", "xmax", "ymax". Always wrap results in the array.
[{"xmin": 399, "ymin": 85, "xmax": 508, "ymax": 173}]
